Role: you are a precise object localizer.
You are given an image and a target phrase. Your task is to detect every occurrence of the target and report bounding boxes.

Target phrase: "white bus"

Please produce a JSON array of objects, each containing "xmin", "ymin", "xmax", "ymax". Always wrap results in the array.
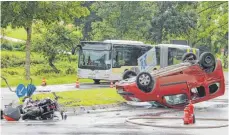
[{"xmin": 77, "ymin": 40, "xmax": 199, "ymax": 84}]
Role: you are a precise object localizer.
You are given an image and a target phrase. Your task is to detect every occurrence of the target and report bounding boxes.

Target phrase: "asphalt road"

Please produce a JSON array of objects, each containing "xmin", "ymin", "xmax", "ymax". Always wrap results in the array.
[
  {"xmin": 1, "ymin": 72, "xmax": 228, "ymax": 135},
  {"xmin": 1, "ymin": 92, "xmax": 228, "ymax": 135}
]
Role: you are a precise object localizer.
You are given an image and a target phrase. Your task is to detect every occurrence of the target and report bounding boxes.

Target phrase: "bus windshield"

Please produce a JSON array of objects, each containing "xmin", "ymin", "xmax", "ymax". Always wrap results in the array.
[{"xmin": 78, "ymin": 43, "xmax": 112, "ymax": 70}]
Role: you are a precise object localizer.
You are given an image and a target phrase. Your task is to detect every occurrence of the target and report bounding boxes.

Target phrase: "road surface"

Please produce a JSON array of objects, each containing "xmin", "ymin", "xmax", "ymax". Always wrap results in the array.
[
  {"xmin": 1, "ymin": 72, "xmax": 228, "ymax": 135},
  {"xmin": 1, "ymin": 90, "xmax": 228, "ymax": 135}
]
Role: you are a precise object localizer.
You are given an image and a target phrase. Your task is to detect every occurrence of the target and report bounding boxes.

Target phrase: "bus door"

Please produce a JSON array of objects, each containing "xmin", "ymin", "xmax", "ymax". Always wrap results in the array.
[
  {"xmin": 167, "ymin": 47, "xmax": 199, "ymax": 66},
  {"xmin": 160, "ymin": 45, "xmax": 168, "ymax": 68}
]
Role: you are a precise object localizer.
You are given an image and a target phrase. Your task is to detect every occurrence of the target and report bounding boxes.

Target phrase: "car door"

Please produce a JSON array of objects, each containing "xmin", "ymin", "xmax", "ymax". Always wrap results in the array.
[{"xmin": 158, "ymin": 73, "xmax": 190, "ymax": 107}]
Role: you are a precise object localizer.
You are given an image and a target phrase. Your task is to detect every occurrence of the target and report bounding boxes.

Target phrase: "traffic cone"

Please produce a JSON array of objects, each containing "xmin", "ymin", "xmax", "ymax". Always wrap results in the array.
[
  {"xmin": 41, "ymin": 78, "xmax": 47, "ymax": 86},
  {"xmin": 76, "ymin": 78, "xmax": 80, "ymax": 88},
  {"xmin": 110, "ymin": 81, "xmax": 114, "ymax": 88}
]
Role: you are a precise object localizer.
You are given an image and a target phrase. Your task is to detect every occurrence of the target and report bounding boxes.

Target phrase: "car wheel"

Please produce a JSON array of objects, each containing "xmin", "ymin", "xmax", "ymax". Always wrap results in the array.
[
  {"xmin": 136, "ymin": 72, "xmax": 155, "ymax": 93},
  {"xmin": 199, "ymin": 52, "xmax": 216, "ymax": 69},
  {"xmin": 93, "ymin": 79, "xmax": 100, "ymax": 84},
  {"xmin": 181, "ymin": 52, "xmax": 197, "ymax": 62},
  {"xmin": 123, "ymin": 70, "xmax": 137, "ymax": 80}
]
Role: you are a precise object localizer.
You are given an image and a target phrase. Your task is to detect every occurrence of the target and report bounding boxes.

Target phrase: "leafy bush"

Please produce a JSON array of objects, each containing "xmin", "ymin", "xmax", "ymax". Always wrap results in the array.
[
  {"xmin": 1, "ymin": 43, "xmax": 13, "ymax": 51},
  {"xmin": 3, "ymin": 70, "xmax": 19, "ymax": 75},
  {"xmin": 12, "ymin": 42, "xmax": 25, "ymax": 51},
  {"xmin": 65, "ymin": 67, "xmax": 76, "ymax": 74},
  {"xmin": 1, "ymin": 51, "xmax": 45, "ymax": 68},
  {"xmin": 35, "ymin": 69, "xmax": 61, "ymax": 76},
  {"xmin": 0, "ymin": 39, "xmax": 25, "ymax": 51}
]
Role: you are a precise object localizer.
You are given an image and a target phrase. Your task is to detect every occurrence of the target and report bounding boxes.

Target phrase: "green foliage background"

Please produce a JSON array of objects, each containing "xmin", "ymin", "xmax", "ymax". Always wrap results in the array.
[{"xmin": 1, "ymin": 1, "xmax": 228, "ymax": 87}]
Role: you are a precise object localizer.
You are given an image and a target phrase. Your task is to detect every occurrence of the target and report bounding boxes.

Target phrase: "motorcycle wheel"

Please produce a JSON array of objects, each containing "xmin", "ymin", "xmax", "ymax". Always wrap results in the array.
[{"xmin": 22, "ymin": 111, "xmax": 37, "ymax": 120}]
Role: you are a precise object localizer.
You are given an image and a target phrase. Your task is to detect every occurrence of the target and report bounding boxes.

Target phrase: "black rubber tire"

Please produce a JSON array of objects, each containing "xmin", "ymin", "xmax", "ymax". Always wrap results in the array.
[
  {"xmin": 122, "ymin": 70, "xmax": 137, "ymax": 80},
  {"xmin": 1, "ymin": 110, "xmax": 3, "ymax": 119},
  {"xmin": 93, "ymin": 79, "xmax": 100, "ymax": 84},
  {"xmin": 130, "ymin": 67, "xmax": 140, "ymax": 74},
  {"xmin": 181, "ymin": 52, "xmax": 197, "ymax": 62},
  {"xmin": 22, "ymin": 112, "xmax": 36, "ymax": 120},
  {"xmin": 136, "ymin": 72, "xmax": 155, "ymax": 93},
  {"xmin": 193, "ymin": 114, "xmax": 196, "ymax": 124},
  {"xmin": 41, "ymin": 113, "xmax": 53, "ymax": 120},
  {"xmin": 199, "ymin": 52, "xmax": 216, "ymax": 68},
  {"xmin": 22, "ymin": 109, "xmax": 40, "ymax": 120}
]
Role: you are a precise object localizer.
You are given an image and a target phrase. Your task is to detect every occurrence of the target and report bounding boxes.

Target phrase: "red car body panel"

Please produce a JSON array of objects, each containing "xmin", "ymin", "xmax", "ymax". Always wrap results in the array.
[{"xmin": 116, "ymin": 60, "xmax": 225, "ymax": 108}]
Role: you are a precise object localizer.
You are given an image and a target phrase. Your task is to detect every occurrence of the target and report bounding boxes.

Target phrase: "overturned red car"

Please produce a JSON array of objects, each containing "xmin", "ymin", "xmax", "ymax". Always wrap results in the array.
[{"xmin": 116, "ymin": 52, "xmax": 225, "ymax": 108}]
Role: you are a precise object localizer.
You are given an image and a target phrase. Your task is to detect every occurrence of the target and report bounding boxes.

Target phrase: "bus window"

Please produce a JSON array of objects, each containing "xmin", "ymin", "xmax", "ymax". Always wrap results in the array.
[
  {"xmin": 168, "ymin": 47, "xmax": 186, "ymax": 65},
  {"xmin": 112, "ymin": 45, "xmax": 152, "ymax": 68}
]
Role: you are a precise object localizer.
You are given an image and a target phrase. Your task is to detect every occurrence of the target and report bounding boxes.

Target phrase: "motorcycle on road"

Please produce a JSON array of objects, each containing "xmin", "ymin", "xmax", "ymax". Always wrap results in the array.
[{"xmin": 1, "ymin": 76, "xmax": 67, "ymax": 121}]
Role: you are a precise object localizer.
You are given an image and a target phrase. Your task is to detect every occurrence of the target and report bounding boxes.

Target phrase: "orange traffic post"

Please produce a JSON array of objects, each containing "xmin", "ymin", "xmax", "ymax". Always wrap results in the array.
[
  {"xmin": 183, "ymin": 106, "xmax": 190, "ymax": 125},
  {"xmin": 114, "ymin": 81, "xmax": 118, "ymax": 88},
  {"xmin": 41, "ymin": 78, "xmax": 47, "ymax": 86},
  {"xmin": 188, "ymin": 100, "xmax": 195, "ymax": 124},
  {"xmin": 76, "ymin": 78, "xmax": 80, "ymax": 88},
  {"xmin": 110, "ymin": 81, "xmax": 114, "ymax": 88}
]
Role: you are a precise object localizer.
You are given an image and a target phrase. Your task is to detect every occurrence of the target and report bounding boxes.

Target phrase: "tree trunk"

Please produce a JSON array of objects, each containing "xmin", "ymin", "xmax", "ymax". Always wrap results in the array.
[
  {"xmin": 25, "ymin": 25, "xmax": 32, "ymax": 80},
  {"xmin": 48, "ymin": 58, "xmax": 59, "ymax": 73}
]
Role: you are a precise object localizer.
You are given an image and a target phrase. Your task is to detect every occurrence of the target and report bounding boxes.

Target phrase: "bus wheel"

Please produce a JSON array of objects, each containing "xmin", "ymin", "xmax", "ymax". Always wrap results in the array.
[
  {"xmin": 182, "ymin": 52, "xmax": 197, "ymax": 62},
  {"xmin": 199, "ymin": 52, "xmax": 216, "ymax": 72},
  {"xmin": 123, "ymin": 70, "xmax": 137, "ymax": 80},
  {"xmin": 136, "ymin": 72, "xmax": 155, "ymax": 93},
  {"xmin": 93, "ymin": 79, "xmax": 100, "ymax": 84}
]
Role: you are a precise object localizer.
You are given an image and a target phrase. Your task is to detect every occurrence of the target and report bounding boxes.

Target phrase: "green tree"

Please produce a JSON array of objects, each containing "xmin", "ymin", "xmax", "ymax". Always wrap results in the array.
[
  {"xmin": 150, "ymin": 1, "xmax": 198, "ymax": 43},
  {"xmin": 188, "ymin": 2, "xmax": 228, "ymax": 53},
  {"xmin": 90, "ymin": 2, "xmax": 156, "ymax": 42},
  {"xmin": 75, "ymin": 1, "xmax": 101, "ymax": 41},
  {"xmin": 1, "ymin": 1, "xmax": 89, "ymax": 79},
  {"xmin": 33, "ymin": 23, "xmax": 82, "ymax": 73}
]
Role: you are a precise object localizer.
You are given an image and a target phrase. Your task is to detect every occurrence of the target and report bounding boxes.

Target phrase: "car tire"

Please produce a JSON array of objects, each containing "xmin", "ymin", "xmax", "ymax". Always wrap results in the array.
[
  {"xmin": 193, "ymin": 114, "xmax": 196, "ymax": 124},
  {"xmin": 93, "ymin": 79, "xmax": 100, "ymax": 84},
  {"xmin": 1, "ymin": 109, "xmax": 3, "ymax": 119},
  {"xmin": 199, "ymin": 52, "xmax": 216, "ymax": 68},
  {"xmin": 136, "ymin": 72, "xmax": 155, "ymax": 93},
  {"xmin": 123, "ymin": 70, "xmax": 137, "ymax": 80},
  {"xmin": 182, "ymin": 52, "xmax": 197, "ymax": 62}
]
